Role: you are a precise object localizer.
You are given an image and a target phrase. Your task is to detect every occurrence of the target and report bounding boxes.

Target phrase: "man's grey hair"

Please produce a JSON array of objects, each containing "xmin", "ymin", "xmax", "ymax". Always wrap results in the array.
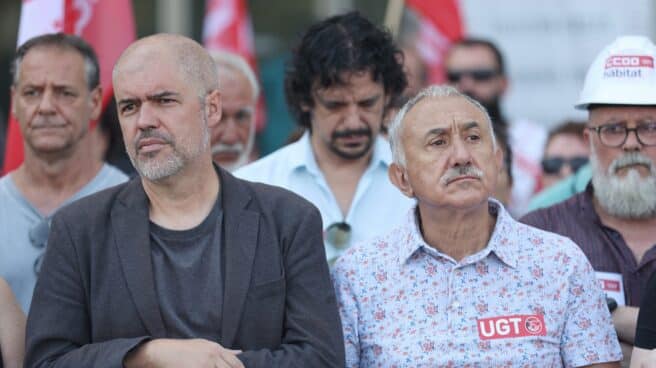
[
  {"xmin": 388, "ymin": 85, "xmax": 497, "ymax": 166},
  {"xmin": 208, "ymin": 50, "xmax": 260, "ymax": 100},
  {"xmin": 11, "ymin": 33, "xmax": 100, "ymax": 90}
]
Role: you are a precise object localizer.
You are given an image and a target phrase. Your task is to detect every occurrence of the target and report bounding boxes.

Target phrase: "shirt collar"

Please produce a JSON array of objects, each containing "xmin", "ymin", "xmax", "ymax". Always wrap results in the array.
[
  {"xmin": 288, "ymin": 131, "xmax": 393, "ymax": 175},
  {"xmin": 398, "ymin": 198, "xmax": 519, "ymax": 269}
]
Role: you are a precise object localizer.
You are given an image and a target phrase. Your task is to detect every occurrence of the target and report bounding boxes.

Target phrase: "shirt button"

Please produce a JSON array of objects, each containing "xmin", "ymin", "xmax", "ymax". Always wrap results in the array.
[{"xmin": 451, "ymin": 301, "xmax": 460, "ymax": 309}]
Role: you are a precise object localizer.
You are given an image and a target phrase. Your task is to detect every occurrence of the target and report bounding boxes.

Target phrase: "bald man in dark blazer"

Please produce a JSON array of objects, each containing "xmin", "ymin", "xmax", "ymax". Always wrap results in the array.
[{"xmin": 25, "ymin": 33, "xmax": 343, "ymax": 368}]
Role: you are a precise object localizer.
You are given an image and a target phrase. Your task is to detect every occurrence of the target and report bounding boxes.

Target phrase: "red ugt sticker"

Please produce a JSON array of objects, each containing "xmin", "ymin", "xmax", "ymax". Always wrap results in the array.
[{"xmin": 477, "ymin": 314, "xmax": 547, "ymax": 340}]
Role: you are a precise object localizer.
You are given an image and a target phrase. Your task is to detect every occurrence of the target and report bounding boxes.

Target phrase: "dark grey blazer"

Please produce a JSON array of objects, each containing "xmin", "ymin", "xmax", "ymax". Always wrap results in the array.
[{"xmin": 25, "ymin": 168, "xmax": 345, "ymax": 368}]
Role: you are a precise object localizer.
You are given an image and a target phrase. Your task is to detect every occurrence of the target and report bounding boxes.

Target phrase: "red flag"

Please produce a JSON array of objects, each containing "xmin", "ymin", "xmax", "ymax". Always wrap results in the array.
[
  {"xmin": 203, "ymin": 0, "xmax": 266, "ymax": 132},
  {"xmin": 405, "ymin": 0, "xmax": 464, "ymax": 84},
  {"xmin": 3, "ymin": 0, "xmax": 136, "ymax": 175}
]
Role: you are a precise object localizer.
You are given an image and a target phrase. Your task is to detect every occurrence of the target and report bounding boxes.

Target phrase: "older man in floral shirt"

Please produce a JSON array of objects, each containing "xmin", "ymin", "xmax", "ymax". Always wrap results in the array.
[{"xmin": 331, "ymin": 85, "xmax": 622, "ymax": 367}]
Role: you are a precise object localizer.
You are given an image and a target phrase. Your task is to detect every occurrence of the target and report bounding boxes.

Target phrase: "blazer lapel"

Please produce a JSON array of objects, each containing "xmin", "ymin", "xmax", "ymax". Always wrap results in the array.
[
  {"xmin": 219, "ymin": 169, "xmax": 259, "ymax": 347},
  {"xmin": 111, "ymin": 179, "xmax": 167, "ymax": 337}
]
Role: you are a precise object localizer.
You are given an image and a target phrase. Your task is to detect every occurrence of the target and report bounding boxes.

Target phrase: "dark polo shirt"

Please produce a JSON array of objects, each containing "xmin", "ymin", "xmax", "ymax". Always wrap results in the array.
[{"xmin": 521, "ymin": 184, "xmax": 656, "ymax": 306}]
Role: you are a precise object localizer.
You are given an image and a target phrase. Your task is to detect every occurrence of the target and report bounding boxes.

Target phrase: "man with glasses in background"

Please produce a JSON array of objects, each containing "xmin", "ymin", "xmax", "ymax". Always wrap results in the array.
[
  {"xmin": 0, "ymin": 33, "xmax": 127, "ymax": 313},
  {"xmin": 236, "ymin": 12, "xmax": 414, "ymax": 264},
  {"xmin": 445, "ymin": 38, "xmax": 547, "ymax": 216},
  {"xmin": 522, "ymin": 36, "xmax": 656, "ymax": 366}
]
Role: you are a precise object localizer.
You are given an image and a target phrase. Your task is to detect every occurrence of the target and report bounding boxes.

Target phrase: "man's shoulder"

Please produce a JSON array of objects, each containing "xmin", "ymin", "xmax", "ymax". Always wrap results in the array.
[
  {"xmin": 0, "ymin": 174, "xmax": 17, "ymax": 201},
  {"xmin": 97, "ymin": 164, "xmax": 129, "ymax": 186},
  {"xmin": 229, "ymin": 172, "xmax": 319, "ymax": 217},
  {"xmin": 515, "ymin": 218, "xmax": 585, "ymax": 255},
  {"xmin": 333, "ymin": 225, "xmax": 405, "ymax": 275},
  {"xmin": 520, "ymin": 191, "xmax": 588, "ymax": 232},
  {"xmin": 234, "ymin": 142, "xmax": 302, "ymax": 184},
  {"xmin": 509, "ymin": 218, "xmax": 595, "ymax": 279},
  {"xmin": 56, "ymin": 179, "xmax": 136, "ymax": 222}
]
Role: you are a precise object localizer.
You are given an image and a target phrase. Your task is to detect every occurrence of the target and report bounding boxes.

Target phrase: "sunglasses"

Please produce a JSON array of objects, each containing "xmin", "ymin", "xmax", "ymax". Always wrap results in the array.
[
  {"xmin": 541, "ymin": 156, "xmax": 589, "ymax": 175},
  {"xmin": 324, "ymin": 221, "xmax": 351, "ymax": 250},
  {"xmin": 446, "ymin": 69, "xmax": 500, "ymax": 83},
  {"xmin": 28, "ymin": 218, "xmax": 50, "ymax": 274}
]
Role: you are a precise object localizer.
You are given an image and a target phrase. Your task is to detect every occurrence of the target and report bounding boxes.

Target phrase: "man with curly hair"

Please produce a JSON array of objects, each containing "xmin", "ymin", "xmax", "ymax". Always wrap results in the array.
[{"xmin": 236, "ymin": 12, "xmax": 415, "ymax": 264}]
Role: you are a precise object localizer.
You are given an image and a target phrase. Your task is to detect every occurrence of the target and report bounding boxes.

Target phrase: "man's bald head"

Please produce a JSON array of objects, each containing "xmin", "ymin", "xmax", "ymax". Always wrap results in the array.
[{"xmin": 113, "ymin": 34, "xmax": 218, "ymax": 97}]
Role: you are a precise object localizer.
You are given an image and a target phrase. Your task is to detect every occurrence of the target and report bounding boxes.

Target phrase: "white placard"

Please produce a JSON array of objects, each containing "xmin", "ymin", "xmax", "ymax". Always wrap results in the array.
[{"xmin": 595, "ymin": 271, "xmax": 626, "ymax": 306}]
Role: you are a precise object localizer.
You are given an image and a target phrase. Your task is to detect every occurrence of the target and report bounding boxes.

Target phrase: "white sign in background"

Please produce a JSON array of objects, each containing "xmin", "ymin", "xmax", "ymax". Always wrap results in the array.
[{"xmin": 460, "ymin": 0, "xmax": 655, "ymax": 129}]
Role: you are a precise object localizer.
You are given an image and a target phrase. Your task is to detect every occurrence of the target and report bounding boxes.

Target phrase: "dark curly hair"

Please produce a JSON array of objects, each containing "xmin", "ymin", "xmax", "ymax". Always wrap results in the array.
[{"xmin": 285, "ymin": 11, "xmax": 407, "ymax": 129}]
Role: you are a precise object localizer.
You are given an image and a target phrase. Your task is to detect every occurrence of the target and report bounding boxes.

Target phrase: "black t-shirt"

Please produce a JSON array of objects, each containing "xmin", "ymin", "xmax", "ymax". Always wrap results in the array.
[
  {"xmin": 635, "ymin": 271, "xmax": 656, "ymax": 349},
  {"xmin": 150, "ymin": 197, "xmax": 223, "ymax": 342}
]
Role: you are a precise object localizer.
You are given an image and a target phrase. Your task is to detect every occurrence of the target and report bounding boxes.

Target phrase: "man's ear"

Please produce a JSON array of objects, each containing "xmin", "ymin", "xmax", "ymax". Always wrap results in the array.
[
  {"xmin": 389, "ymin": 163, "xmax": 414, "ymax": 198},
  {"xmin": 583, "ymin": 125, "xmax": 591, "ymax": 146},
  {"xmin": 205, "ymin": 89, "xmax": 222, "ymax": 129},
  {"xmin": 88, "ymin": 86, "xmax": 103, "ymax": 120}
]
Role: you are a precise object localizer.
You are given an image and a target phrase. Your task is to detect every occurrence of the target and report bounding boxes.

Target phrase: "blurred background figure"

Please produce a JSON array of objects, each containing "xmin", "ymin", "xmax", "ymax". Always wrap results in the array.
[
  {"xmin": 493, "ymin": 127, "xmax": 514, "ymax": 207},
  {"xmin": 540, "ymin": 120, "xmax": 589, "ymax": 189},
  {"xmin": 445, "ymin": 38, "xmax": 547, "ymax": 216},
  {"xmin": 0, "ymin": 277, "xmax": 25, "ymax": 368},
  {"xmin": 0, "ymin": 34, "xmax": 128, "ymax": 313},
  {"xmin": 380, "ymin": 94, "xmax": 410, "ymax": 140},
  {"xmin": 209, "ymin": 50, "xmax": 259, "ymax": 171},
  {"xmin": 399, "ymin": 46, "xmax": 428, "ymax": 99},
  {"xmin": 91, "ymin": 96, "xmax": 136, "ymax": 176}
]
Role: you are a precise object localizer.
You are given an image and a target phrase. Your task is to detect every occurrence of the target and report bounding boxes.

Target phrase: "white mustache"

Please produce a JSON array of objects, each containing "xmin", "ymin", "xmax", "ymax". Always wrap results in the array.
[
  {"xmin": 609, "ymin": 152, "xmax": 655, "ymax": 175},
  {"xmin": 212, "ymin": 142, "xmax": 245, "ymax": 155},
  {"xmin": 31, "ymin": 118, "xmax": 65, "ymax": 128},
  {"xmin": 440, "ymin": 165, "xmax": 484, "ymax": 185}
]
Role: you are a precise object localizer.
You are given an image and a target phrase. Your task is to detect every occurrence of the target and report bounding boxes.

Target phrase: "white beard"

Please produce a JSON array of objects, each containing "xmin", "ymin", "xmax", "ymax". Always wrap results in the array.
[
  {"xmin": 211, "ymin": 124, "xmax": 255, "ymax": 172},
  {"xmin": 591, "ymin": 148, "xmax": 656, "ymax": 220}
]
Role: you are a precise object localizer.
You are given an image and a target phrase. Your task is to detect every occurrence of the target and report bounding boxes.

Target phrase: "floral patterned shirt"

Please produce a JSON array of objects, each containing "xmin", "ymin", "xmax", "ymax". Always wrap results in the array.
[{"xmin": 332, "ymin": 200, "xmax": 622, "ymax": 368}]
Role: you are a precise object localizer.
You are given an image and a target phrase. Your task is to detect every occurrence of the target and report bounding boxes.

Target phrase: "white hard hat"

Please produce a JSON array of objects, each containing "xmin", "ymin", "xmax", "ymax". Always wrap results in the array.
[{"xmin": 576, "ymin": 36, "xmax": 656, "ymax": 109}]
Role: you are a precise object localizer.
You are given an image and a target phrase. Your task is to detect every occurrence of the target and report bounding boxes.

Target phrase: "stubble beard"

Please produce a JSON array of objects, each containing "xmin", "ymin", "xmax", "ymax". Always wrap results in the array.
[{"xmin": 128, "ymin": 111, "xmax": 210, "ymax": 181}]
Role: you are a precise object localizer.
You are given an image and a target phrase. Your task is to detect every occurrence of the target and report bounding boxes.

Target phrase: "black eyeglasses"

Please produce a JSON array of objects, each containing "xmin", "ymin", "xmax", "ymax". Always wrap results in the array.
[
  {"xmin": 541, "ymin": 156, "xmax": 589, "ymax": 175},
  {"xmin": 446, "ymin": 69, "xmax": 500, "ymax": 83},
  {"xmin": 588, "ymin": 122, "xmax": 656, "ymax": 148},
  {"xmin": 28, "ymin": 219, "xmax": 50, "ymax": 274},
  {"xmin": 324, "ymin": 222, "xmax": 351, "ymax": 250}
]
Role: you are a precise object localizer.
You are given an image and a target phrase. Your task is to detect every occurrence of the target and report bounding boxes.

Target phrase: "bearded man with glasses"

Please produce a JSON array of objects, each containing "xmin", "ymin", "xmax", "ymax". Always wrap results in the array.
[{"xmin": 522, "ymin": 36, "xmax": 656, "ymax": 366}]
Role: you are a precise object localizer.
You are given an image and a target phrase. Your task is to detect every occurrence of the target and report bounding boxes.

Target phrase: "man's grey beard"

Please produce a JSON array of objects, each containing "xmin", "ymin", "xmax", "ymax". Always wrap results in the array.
[
  {"xmin": 211, "ymin": 125, "xmax": 255, "ymax": 172},
  {"xmin": 591, "ymin": 149, "xmax": 656, "ymax": 220},
  {"xmin": 128, "ymin": 112, "xmax": 211, "ymax": 181}
]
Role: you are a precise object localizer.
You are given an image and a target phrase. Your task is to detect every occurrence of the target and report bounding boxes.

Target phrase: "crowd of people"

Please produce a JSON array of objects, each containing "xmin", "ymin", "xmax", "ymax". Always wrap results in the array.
[{"xmin": 0, "ymin": 10, "xmax": 654, "ymax": 368}]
